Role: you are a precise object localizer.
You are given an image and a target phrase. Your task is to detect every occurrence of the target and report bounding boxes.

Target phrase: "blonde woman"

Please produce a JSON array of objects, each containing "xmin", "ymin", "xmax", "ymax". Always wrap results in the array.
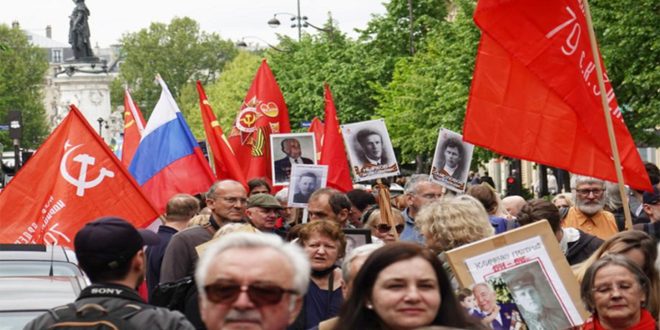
[
  {"xmin": 416, "ymin": 195, "xmax": 495, "ymax": 288},
  {"xmin": 362, "ymin": 206, "xmax": 405, "ymax": 244}
]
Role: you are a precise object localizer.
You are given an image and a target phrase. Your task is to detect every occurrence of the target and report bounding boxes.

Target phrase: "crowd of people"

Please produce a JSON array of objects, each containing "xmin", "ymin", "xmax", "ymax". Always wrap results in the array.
[{"xmin": 25, "ymin": 162, "xmax": 660, "ymax": 330}]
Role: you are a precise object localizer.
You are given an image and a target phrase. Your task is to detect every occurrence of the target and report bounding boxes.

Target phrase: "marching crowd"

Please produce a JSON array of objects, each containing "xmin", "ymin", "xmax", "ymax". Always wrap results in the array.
[{"xmin": 24, "ymin": 162, "xmax": 660, "ymax": 330}]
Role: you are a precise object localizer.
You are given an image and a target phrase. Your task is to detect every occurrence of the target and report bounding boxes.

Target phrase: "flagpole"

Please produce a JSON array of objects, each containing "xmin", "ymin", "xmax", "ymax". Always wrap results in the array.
[{"xmin": 582, "ymin": 0, "xmax": 633, "ymax": 230}]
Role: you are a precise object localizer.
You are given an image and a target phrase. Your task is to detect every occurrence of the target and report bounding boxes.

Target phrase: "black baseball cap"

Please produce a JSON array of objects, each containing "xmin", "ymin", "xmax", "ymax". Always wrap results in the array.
[
  {"xmin": 74, "ymin": 217, "xmax": 159, "ymax": 271},
  {"xmin": 643, "ymin": 186, "xmax": 660, "ymax": 205}
]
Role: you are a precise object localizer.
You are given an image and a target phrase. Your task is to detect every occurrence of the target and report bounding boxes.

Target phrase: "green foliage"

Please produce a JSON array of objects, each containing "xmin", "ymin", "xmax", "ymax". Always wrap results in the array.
[
  {"xmin": 375, "ymin": 1, "xmax": 483, "ymax": 166},
  {"xmin": 590, "ymin": 0, "xmax": 660, "ymax": 146},
  {"xmin": 112, "ymin": 17, "xmax": 237, "ymax": 119},
  {"xmin": 178, "ymin": 51, "xmax": 261, "ymax": 138},
  {"xmin": 266, "ymin": 31, "xmax": 380, "ymax": 129},
  {"xmin": 0, "ymin": 24, "xmax": 49, "ymax": 148}
]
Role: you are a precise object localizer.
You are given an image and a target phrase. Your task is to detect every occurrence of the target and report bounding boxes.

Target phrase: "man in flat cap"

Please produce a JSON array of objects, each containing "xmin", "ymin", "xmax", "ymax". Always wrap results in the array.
[
  {"xmin": 246, "ymin": 193, "xmax": 286, "ymax": 237},
  {"xmin": 25, "ymin": 217, "xmax": 194, "ymax": 329}
]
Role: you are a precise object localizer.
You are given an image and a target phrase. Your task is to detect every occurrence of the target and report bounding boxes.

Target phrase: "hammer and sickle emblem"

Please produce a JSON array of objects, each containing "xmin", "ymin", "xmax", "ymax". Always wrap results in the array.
[
  {"xmin": 60, "ymin": 144, "xmax": 115, "ymax": 197},
  {"xmin": 241, "ymin": 113, "xmax": 256, "ymax": 127}
]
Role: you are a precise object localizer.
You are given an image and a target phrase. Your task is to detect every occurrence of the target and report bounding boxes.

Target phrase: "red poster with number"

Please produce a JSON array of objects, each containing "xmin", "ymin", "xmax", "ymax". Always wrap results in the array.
[{"xmin": 463, "ymin": 0, "xmax": 651, "ymax": 191}]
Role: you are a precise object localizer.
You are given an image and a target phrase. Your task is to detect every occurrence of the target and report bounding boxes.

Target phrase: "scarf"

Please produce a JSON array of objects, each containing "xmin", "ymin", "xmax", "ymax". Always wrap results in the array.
[{"xmin": 580, "ymin": 309, "xmax": 657, "ymax": 330}]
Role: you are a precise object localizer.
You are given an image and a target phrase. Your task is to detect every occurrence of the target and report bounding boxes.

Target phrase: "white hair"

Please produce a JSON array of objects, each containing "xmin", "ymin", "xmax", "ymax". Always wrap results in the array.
[
  {"xmin": 274, "ymin": 188, "xmax": 289, "ymax": 203},
  {"xmin": 341, "ymin": 243, "xmax": 383, "ymax": 283},
  {"xmin": 195, "ymin": 233, "xmax": 311, "ymax": 298}
]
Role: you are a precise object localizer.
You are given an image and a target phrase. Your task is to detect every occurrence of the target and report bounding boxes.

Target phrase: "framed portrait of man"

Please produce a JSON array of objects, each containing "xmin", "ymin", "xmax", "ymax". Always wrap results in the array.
[
  {"xmin": 270, "ymin": 133, "xmax": 317, "ymax": 186},
  {"xmin": 288, "ymin": 164, "xmax": 328, "ymax": 208},
  {"xmin": 430, "ymin": 128, "xmax": 474, "ymax": 193},
  {"xmin": 445, "ymin": 221, "xmax": 588, "ymax": 330},
  {"xmin": 341, "ymin": 119, "xmax": 399, "ymax": 182}
]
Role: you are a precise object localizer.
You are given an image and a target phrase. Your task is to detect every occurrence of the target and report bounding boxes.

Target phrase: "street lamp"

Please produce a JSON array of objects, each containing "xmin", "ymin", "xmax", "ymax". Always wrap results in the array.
[
  {"xmin": 267, "ymin": 0, "xmax": 331, "ymax": 41},
  {"xmin": 236, "ymin": 36, "xmax": 287, "ymax": 52},
  {"xmin": 97, "ymin": 117, "xmax": 104, "ymax": 136}
]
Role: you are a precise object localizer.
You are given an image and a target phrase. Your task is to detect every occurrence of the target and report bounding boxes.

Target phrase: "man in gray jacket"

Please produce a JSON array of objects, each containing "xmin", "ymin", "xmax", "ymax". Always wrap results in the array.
[{"xmin": 25, "ymin": 217, "xmax": 194, "ymax": 329}]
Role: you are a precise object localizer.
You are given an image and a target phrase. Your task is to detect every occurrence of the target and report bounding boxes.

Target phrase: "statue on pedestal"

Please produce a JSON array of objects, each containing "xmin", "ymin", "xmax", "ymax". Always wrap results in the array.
[{"xmin": 68, "ymin": 0, "xmax": 94, "ymax": 60}]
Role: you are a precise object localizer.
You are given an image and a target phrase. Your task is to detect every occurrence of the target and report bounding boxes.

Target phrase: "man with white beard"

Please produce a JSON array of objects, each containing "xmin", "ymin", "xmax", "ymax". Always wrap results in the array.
[{"xmin": 563, "ymin": 176, "xmax": 618, "ymax": 240}]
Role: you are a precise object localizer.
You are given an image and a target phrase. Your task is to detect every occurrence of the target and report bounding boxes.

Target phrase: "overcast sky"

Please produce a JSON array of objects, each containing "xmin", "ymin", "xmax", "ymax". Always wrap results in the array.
[{"xmin": 3, "ymin": 0, "xmax": 388, "ymax": 47}]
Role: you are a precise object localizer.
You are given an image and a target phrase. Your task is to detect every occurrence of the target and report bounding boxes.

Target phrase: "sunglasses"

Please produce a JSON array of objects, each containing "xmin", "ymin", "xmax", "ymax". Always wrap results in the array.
[
  {"xmin": 204, "ymin": 280, "xmax": 298, "ymax": 307},
  {"xmin": 375, "ymin": 223, "xmax": 405, "ymax": 234}
]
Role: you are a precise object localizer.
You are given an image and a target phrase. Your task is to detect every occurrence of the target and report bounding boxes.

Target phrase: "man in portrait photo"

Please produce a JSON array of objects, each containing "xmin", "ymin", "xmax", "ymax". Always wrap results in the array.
[
  {"xmin": 434, "ymin": 136, "xmax": 466, "ymax": 180},
  {"xmin": 274, "ymin": 138, "xmax": 313, "ymax": 183},
  {"xmin": 293, "ymin": 172, "xmax": 318, "ymax": 204},
  {"xmin": 472, "ymin": 282, "xmax": 522, "ymax": 330},
  {"xmin": 355, "ymin": 128, "xmax": 389, "ymax": 167},
  {"xmin": 502, "ymin": 267, "xmax": 569, "ymax": 330}
]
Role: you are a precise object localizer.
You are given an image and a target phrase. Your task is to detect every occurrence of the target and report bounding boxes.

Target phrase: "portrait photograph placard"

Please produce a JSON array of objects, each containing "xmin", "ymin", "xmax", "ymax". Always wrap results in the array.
[
  {"xmin": 287, "ymin": 164, "xmax": 328, "ymax": 208},
  {"xmin": 430, "ymin": 128, "xmax": 474, "ymax": 193},
  {"xmin": 341, "ymin": 119, "xmax": 399, "ymax": 182},
  {"xmin": 342, "ymin": 229, "xmax": 373, "ymax": 258},
  {"xmin": 270, "ymin": 133, "xmax": 317, "ymax": 186},
  {"xmin": 445, "ymin": 221, "xmax": 588, "ymax": 330}
]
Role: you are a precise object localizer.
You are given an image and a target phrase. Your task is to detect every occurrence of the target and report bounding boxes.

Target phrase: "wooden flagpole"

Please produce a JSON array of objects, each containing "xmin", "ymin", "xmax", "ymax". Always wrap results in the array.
[{"xmin": 582, "ymin": 0, "xmax": 633, "ymax": 230}]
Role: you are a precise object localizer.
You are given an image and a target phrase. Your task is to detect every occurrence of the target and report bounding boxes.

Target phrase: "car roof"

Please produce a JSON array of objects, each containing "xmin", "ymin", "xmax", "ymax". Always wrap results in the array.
[
  {"xmin": 0, "ymin": 244, "xmax": 77, "ymax": 263},
  {"xmin": 0, "ymin": 276, "xmax": 80, "ymax": 311}
]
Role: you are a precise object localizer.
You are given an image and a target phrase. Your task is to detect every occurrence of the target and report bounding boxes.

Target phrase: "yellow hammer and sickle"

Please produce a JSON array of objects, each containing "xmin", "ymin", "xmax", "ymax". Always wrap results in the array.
[{"xmin": 242, "ymin": 114, "xmax": 256, "ymax": 127}]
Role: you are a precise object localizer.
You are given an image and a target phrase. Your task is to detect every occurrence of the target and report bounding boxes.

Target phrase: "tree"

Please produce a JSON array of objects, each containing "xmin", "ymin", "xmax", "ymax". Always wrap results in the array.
[
  {"xmin": 112, "ymin": 17, "xmax": 237, "ymax": 119},
  {"xmin": 0, "ymin": 24, "xmax": 49, "ymax": 149},
  {"xmin": 590, "ymin": 0, "xmax": 659, "ymax": 146},
  {"xmin": 375, "ymin": 0, "xmax": 490, "ymax": 168},
  {"xmin": 178, "ymin": 51, "xmax": 261, "ymax": 138},
  {"xmin": 265, "ymin": 29, "xmax": 380, "ymax": 128}
]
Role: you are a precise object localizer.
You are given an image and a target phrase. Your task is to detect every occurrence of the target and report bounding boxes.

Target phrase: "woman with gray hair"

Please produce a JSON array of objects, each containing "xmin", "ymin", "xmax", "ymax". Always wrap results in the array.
[{"xmin": 578, "ymin": 254, "xmax": 657, "ymax": 329}]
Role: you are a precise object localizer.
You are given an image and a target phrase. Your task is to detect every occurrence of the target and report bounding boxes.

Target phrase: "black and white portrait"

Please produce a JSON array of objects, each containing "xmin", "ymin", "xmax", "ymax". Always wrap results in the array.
[
  {"xmin": 288, "ymin": 164, "xmax": 328, "ymax": 207},
  {"xmin": 341, "ymin": 119, "xmax": 399, "ymax": 182},
  {"xmin": 270, "ymin": 133, "xmax": 316, "ymax": 186},
  {"xmin": 501, "ymin": 262, "xmax": 571, "ymax": 330},
  {"xmin": 430, "ymin": 128, "xmax": 474, "ymax": 192}
]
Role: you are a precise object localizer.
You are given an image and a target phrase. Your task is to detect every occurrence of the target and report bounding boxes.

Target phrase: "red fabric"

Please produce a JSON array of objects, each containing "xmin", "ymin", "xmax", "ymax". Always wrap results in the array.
[
  {"xmin": 0, "ymin": 106, "xmax": 159, "ymax": 248},
  {"xmin": 196, "ymin": 81, "xmax": 247, "ymax": 188},
  {"xmin": 121, "ymin": 89, "xmax": 146, "ymax": 167},
  {"xmin": 228, "ymin": 59, "xmax": 291, "ymax": 181},
  {"xmin": 319, "ymin": 84, "xmax": 353, "ymax": 192},
  {"xmin": 308, "ymin": 116, "xmax": 324, "ymax": 161},
  {"xmin": 578, "ymin": 309, "xmax": 657, "ymax": 330},
  {"xmin": 464, "ymin": 0, "xmax": 651, "ymax": 191}
]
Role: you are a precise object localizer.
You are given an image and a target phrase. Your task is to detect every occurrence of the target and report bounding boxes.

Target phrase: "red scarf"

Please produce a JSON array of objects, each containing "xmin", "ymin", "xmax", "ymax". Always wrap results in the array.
[{"xmin": 579, "ymin": 309, "xmax": 657, "ymax": 330}]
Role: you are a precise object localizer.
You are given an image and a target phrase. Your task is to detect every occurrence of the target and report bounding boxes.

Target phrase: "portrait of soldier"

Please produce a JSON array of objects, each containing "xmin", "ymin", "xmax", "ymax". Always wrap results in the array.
[
  {"xmin": 293, "ymin": 172, "xmax": 318, "ymax": 204},
  {"xmin": 501, "ymin": 266, "xmax": 570, "ymax": 330},
  {"xmin": 273, "ymin": 138, "xmax": 314, "ymax": 183}
]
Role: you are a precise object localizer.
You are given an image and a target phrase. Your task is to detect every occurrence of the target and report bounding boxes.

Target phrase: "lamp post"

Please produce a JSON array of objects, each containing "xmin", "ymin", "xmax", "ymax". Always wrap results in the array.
[
  {"xmin": 267, "ymin": 0, "xmax": 331, "ymax": 41},
  {"xmin": 97, "ymin": 117, "xmax": 104, "ymax": 137},
  {"xmin": 236, "ymin": 36, "xmax": 286, "ymax": 52}
]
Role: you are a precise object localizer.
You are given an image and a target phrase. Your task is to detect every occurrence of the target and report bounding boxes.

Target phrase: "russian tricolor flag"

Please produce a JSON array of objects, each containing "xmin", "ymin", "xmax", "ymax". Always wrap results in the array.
[{"xmin": 129, "ymin": 76, "xmax": 215, "ymax": 213}]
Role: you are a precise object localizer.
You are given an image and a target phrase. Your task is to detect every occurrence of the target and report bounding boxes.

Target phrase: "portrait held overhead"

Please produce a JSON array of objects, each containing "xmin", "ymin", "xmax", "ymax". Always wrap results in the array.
[
  {"xmin": 288, "ymin": 164, "xmax": 328, "ymax": 208},
  {"xmin": 341, "ymin": 119, "xmax": 399, "ymax": 182},
  {"xmin": 271, "ymin": 133, "xmax": 316, "ymax": 186},
  {"xmin": 430, "ymin": 128, "xmax": 474, "ymax": 193}
]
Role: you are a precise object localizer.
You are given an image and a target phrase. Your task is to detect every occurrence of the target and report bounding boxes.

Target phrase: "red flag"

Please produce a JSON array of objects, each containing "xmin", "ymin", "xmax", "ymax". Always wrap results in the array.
[
  {"xmin": 196, "ymin": 80, "xmax": 247, "ymax": 187},
  {"xmin": 228, "ymin": 59, "xmax": 291, "ymax": 181},
  {"xmin": 463, "ymin": 0, "xmax": 651, "ymax": 191},
  {"xmin": 121, "ymin": 89, "xmax": 146, "ymax": 167},
  {"xmin": 0, "ymin": 105, "xmax": 159, "ymax": 248},
  {"xmin": 320, "ymin": 84, "xmax": 353, "ymax": 192},
  {"xmin": 308, "ymin": 116, "xmax": 324, "ymax": 161}
]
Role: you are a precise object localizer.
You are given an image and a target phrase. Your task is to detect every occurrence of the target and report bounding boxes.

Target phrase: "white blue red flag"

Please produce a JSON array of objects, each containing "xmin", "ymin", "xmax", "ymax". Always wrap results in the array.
[{"xmin": 129, "ymin": 76, "xmax": 215, "ymax": 212}]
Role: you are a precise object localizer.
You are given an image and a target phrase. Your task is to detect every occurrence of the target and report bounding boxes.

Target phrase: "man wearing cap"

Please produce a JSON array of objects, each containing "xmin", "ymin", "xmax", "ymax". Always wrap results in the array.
[
  {"xmin": 25, "ymin": 217, "xmax": 194, "ymax": 329},
  {"xmin": 634, "ymin": 186, "xmax": 660, "ymax": 239},
  {"xmin": 502, "ymin": 271, "xmax": 569, "ymax": 330},
  {"xmin": 246, "ymin": 193, "xmax": 286, "ymax": 237}
]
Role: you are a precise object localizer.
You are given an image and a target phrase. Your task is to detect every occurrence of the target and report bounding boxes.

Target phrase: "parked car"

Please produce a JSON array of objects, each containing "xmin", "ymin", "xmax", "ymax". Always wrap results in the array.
[{"xmin": 0, "ymin": 244, "xmax": 89, "ymax": 328}]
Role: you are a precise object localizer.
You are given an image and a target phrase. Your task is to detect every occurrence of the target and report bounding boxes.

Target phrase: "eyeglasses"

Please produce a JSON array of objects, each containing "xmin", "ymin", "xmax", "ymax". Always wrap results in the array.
[
  {"xmin": 592, "ymin": 281, "xmax": 637, "ymax": 295},
  {"xmin": 416, "ymin": 193, "xmax": 443, "ymax": 200},
  {"xmin": 575, "ymin": 188, "xmax": 605, "ymax": 197},
  {"xmin": 219, "ymin": 196, "xmax": 248, "ymax": 205},
  {"xmin": 204, "ymin": 280, "xmax": 298, "ymax": 307},
  {"xmin": 376, "ymin": 223, "xmax": 405, "ymax": 234}
]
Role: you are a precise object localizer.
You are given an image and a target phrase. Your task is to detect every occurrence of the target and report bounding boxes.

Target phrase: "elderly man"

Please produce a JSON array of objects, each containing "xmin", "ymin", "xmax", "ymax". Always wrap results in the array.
[
  {"xmin": 563, "ymin": 176, "xmax": 618, "ymax": 240},
  {"xmin": 246, "ymin": 194, "xmax": 285, "ymax": 237},
  {"xmin": 400, "ymin": 174, "xmax": 443, "ymax": 244},
  {"xmin": 161, "ymin": 180, "xmax": 247, "ymax": 283},
  {"xmin": 502, "ymin": 195, "xmax": 526, "ymax": 219},
  {"xmin": 25, "ymin": 217, "xmax": 194, "ymax": 329},
  {"xmin": 195, "ymin": 233, "xmax": 310, "ymax": 330},
  {"xmin": 472, "ymin": 283, "xmax": 521, "ymax": 330},
  {"xmin": 634, "ymin": 186, "xmax": 660, "ymax": 239},
  {"xmin": 274, "ymin": 138, "xmax": 314, "ymax": 183},
  {"xmin": 307, "ymin": 188, "xmax": 352, "ymax": 227}
]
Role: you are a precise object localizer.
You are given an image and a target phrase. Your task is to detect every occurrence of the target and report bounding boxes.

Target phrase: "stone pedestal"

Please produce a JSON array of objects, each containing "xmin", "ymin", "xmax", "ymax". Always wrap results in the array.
[{"xmin": 50, "ymin": 62, "xmax": 113, "ymax": 140}]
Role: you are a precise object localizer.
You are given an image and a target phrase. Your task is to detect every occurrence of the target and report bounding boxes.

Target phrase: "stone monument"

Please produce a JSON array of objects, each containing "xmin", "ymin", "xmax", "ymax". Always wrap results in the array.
[{"xmin": 51, "ymin": 0, "xmax": 113, "ymax": 141}]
